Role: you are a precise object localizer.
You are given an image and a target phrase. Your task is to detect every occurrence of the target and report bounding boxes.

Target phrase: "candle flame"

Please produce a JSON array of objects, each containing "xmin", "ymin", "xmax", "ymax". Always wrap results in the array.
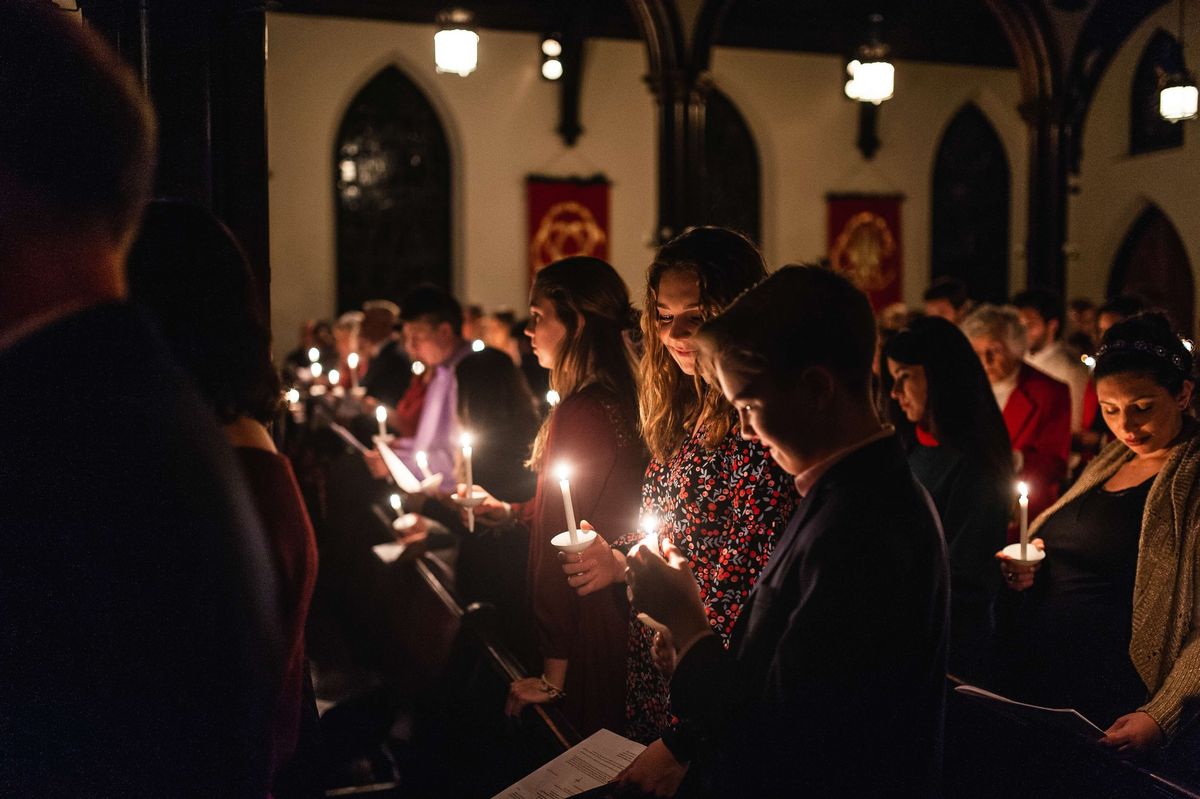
[
  {"xmin": 460, "ymin": 432, "xmax": 473, "ymax": 449},
  {"xmin": 554, "ymin": 461, "xmax": 570, "ymax": 482},
  {"xmin": 328, "ymin": 369, "xmax": 341, "ymax": 385},
  {"xmin": 310, "ymin": 362, "xmax": 323, "ymax": 378},
  {"xmin": 546, "ymin": 389, "xmax": 561, "ymax": 407},
  {"xmin": 348, "ymin": 352, "xmax": 360, "ymax": 369},
  {"xmin": 375, "ymin": 405, "xmax": 387, "ymax": 423},
  {"xmin": 308, "ymin": 347, "xmax": 320, "ymax": 363},
  {"xmin": 416, "ymin": 451, "xmax": 429, "ymax": 467},
  {"xmin": 285, "ymin": 388, "xmax": 300, "ymax": 404},
  {"xmin": 412, "ymin": 361, "xmax": 426, "ymax": 376},
  {"xmin": 1017, "ymin": 481, "xmax": 1029, "ymax": 499},
  {"xmin": 389, "ymin": 493, "xmax": 402, "ymax": 512},
  {"xmin": 472, "ymin": 338, "xmax": 485, "ymax": 352}
]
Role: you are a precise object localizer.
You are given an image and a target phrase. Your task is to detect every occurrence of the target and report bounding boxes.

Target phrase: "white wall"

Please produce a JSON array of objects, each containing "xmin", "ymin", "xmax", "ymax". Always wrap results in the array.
[
  {"xmin": 266, "ymin": 12, "xmax": 1027, "ymax": 353},
  {"xmin": 1069, "ymin": 2, "xmax": 1200, "ymax": 313},
  {"xmin": 710, "ymin": 47, "xmax": 1028, "ymax": 305},
  {"xmin": 266, "ymin": 13, "xmax": 656, "ymax": 353}
]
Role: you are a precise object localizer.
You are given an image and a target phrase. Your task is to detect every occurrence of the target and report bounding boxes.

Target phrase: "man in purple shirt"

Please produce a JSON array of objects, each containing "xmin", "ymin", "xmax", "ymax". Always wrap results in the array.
[{"xmin": 394, "ymin": 285, "xmax": 472, "ymax": 479}]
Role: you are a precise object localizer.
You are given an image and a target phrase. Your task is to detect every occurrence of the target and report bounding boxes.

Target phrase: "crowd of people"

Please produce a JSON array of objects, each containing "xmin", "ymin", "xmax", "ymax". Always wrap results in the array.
[{"xmin": 3, "ymin": 2, "xmax": 1199, "ymax": 797}]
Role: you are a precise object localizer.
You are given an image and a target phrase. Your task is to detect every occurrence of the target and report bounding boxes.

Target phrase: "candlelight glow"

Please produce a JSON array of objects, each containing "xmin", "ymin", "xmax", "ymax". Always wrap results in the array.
[
  {"xmin": 554, "ymin": 462, "xmax": 570, "ymax": 483},
  {"xmin": 639, "ymin": 514, "xmax": 661, "ymax": 553},
  {"xmin": 546, "ymin": 389, "xmax": 561, "ymax": 406},
  {"xmin": 348, "ymin": 352, "xmax": 360, "ymax": 370},
  {"xmin": 310, "ymin": 362, "xmax": 323, "ymax": 378},
  {"xmin": 412, "ymin": 361, "xmax": 426, "ymax": 376},
  {"xmin": 472, "ymin": 338, "xmax": 485, "ymax": 352},
  {"xmin": 1183, "ymin": 338, "xmax": 1195, "ymax": 353},
  {"xmin": 328, "ymin": 369, "xmax": 341, "ymax": 386},
  {"xmin": 308, "ymin": 347, "xmax": 320, "ymax": 363},
  {"xmin": 460, "ymin": 432, "xmax": 473, "ymax": 449},
  {"xmin": 375, "ymin": 405, "xmax": 387, "ymax": 423},
  {"xmin": 286, "ymin": 388, "xmax": 300, "ymax": 404},
  {"xmin": 389, "ymin": 493, "xmax": 402, "ymax": 512},
  {"xmin": 416, "ymin": 451, "xmax": 429, "ymax": 468},
  {"xmin": 1081, "ymin": 354, "xmax": 1096, "ymax": 370},
  {"xmin": 1017, "ymin": 481, "xmax": 1029, "ymax": 500}
]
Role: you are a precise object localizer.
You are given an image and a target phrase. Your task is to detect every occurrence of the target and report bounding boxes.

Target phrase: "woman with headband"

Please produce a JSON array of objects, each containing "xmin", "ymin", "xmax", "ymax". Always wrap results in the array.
[{"xmin": 997, "ymin": 312, "xmax": 1200, "ymax": 756}]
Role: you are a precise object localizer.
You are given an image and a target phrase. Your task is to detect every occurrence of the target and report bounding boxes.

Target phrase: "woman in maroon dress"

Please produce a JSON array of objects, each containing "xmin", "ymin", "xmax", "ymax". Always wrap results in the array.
[
  {"xmin": 477, "ymin": 257, "xmax": 646, "ymax": 737},
  {"xmin": 559, "ymin": 228, "xmax": 797, "ymax": 792},
  {"xmin": 128, "ymin": 201, "xmax": 320, "ymax": 797}
]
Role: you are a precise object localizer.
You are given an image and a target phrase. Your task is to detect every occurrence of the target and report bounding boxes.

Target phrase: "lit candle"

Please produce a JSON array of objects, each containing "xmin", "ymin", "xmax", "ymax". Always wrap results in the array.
[
  {"xmin": 460, "ymin": 433, "xmax": 474, "ymax": 494},
  {"xmin": 311, "ymin": 362, "xmax": 323, "ymax": 379},
  {"xmin": 285, "ymin": 388, "xmax": 300, "ymax": 405},
  {"xmin": 1017, "ymin": 481, "xmax": 1030, "ymax": 560},
  {"xmin": 308, "ymin": 347, "xmax": 320, "ymax": 364},
  {"xmin": 347, "ymin": 352, "xmax": 360, "ymax": 388},
  {"xmin": 389, "ymin": 493, "xmax": 403, "ymax": 515},
  {"xmin": 639, "ymin": 513, "xmax": 661, "ymax": 555},
  {"xmin": 412, "ymin": 361, "xmax": 426, "ymax": 376},
  {"xmin": 472, "ymin": 338, "xmax": 485, "ymax": 352},
  {"xmin": 555, "ymin": 462, "xmax": 578, "ymax": 545},
  {"xmin": 328, "ymin": 369, "xmax": 341, "ymax": 387},
  {"xmin": 546, "ymin": 389, "xmax": 561, "ymax": 407},
  {"xmin": 375, "ymin": 405, "xmax": 388, "ymax": 438},
  {"xmin": 416, "ymin": 450, "xmax": 433, "ymax": 481}
]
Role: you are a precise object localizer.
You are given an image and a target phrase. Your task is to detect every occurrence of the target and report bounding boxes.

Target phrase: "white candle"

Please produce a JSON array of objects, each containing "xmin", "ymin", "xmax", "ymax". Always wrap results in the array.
[
  {"xmin": 639, "ymin": 513, "xmax": 661, "ymax": 555},
  {"xmin": 460, "ymin": 433, "xmax": 474, "ymax": 494},
  {"xmin": 416, "ymin": 450, "xmax": 433, "ymax": 481},
  {"xmin": 1017, "ymin": 481, "xmax": 1030, "ymax": 560},
  {"xmin": 347, "ymin": 352, "xmax": 360, "ymax": 388},
  {"xmin": 555, "ymin": 462, "xmax": 578, "ymax": 545},
  {"xmin": 375, "ymin": 404, "xmax": 388, "ymax": 438}
]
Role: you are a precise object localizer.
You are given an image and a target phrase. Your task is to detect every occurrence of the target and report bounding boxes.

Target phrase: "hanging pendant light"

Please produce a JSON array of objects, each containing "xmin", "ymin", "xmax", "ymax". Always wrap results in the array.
[
  {"xmin": 845, "ymin": 13, "xmax": 894, "ymax": 105},
  {"xmin": 1160, "ymin": 0, "xmax": 1198, "ymax": 122},
  {"xmin": 434, "ymin": 8, "xmax": 478, "ymax": 77}
]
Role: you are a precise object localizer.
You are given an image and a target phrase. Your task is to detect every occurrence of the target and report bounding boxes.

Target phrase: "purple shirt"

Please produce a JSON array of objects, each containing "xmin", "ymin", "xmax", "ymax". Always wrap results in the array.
[{"xmin": 392, "ymin": 342, "xmax": 470, "ymax": 480}]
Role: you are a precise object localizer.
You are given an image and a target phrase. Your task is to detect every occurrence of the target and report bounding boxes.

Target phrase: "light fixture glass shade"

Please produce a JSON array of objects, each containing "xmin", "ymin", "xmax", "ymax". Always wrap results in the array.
[
  {"xmin": 434, "ymin": 27, "xmax": 478, "ymax": 76},
  {"xmin": 541, "ymin": 58, "xmax": 563, "ymax": 80},
  {"xmin": 1160, "ymin": 79, "xmax": 1199, "ymax": 122},
  {"xmin": 845, "ymin": 59, "xmax": 894, "ymax": 104}
]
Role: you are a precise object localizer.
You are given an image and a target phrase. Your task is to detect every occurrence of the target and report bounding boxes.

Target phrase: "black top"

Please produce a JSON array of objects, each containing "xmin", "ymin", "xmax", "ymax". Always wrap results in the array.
[
  {"xmin": 998, "ymin": 477, "xmax": 1152, "ymax": 727},
  {"xmin": 0, "ymin": 303, "xmax": 283, "ymax": 796},
  {"xmin": 668, "ymin": 435, "xmax": 949, "ymax": 798},
  {"xmin": 909, "ymin": 443, "xmax": 1009, "ymax": 681}
]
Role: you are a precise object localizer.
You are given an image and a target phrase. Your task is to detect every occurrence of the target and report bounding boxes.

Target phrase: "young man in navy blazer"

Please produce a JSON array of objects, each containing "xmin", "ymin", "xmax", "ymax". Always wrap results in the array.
[{"xmin": 627, "ymin": 265, "xmax": 950, "ymax": 798}]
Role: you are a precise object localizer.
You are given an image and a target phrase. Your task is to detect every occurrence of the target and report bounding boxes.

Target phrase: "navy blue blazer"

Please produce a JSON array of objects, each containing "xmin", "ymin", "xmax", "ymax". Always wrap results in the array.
[{"xmin": 669, "ymin": 434, "xmax": 949, "ymax": 798}]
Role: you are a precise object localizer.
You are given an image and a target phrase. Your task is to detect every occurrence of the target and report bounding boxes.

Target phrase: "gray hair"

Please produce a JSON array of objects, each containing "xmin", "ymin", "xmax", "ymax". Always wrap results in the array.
[{"xmin": 961, "ymin": 303, "xmax": 1027, "ymax": 358}]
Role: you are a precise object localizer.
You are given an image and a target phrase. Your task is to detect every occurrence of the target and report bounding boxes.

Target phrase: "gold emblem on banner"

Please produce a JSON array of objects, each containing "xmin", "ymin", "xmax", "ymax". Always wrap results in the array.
[
  {"xmin": 530, "ymin": 200, "xmax": 607, "ymax": 273},
  {"xmin": 830, "ymin": 211, "xmax": 896, "ymax": 293}
]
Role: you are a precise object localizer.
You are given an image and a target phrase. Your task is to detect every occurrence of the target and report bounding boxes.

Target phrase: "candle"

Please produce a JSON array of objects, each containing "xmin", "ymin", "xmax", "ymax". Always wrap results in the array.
[
  {"xmin": 412, "ymin": 361, "xmax": 426, "ymax": 376},
  {"xmin": 639, "ymin": 513, "xmax": 661, "ymax": 555},
  {"xmin": 310, "ymin": 361, "xmax": 323, "ymax": 379},
  {"xmin": 347, "ymin": 352, "xmax": 360, "ymax": 388},
  {"xmin": 285, "ymin": 388, "xmax": 300, "ymax": 405},
  {"xmin": 460, "ymin": 433, "xmax": 474, "ymax": 494},
  {"xmin": 389, "ymin": 493, "xmax": 403, "ymax": 515},
  {"xmin": 546, "ymin": 389, "xmax": 561, "ymax": 407},
  {"xmin": 1017, "ymin": 481, "xmax": 1030, "ymax": 560},
  {"xmin": 555, "ymin": 462, "xmax": 578, "ymax": 545},
  {"xmin": 416, "ymin": 450, "xmax": 433, "ymax": 481},
  {"xmin": 375, "ymin": 405, "xmax": 388, "ymax": 438},
  {"xmin": 308, "ymin": 347, "xmax": 320, "ymax": 364},
  {"xmin": 472, "ymin": 338, "xmax": 485, "ymax": 352}
]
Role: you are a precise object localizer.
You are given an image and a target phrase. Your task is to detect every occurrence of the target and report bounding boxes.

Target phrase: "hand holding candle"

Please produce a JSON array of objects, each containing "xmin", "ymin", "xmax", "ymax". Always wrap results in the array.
[
  {"xmin": 638, "ymin": 513, "xmax": 661, "ymax": 555},
  {"xmin": 1017, "ymin": 481, "xmax": 1030, "ymax": 560}
]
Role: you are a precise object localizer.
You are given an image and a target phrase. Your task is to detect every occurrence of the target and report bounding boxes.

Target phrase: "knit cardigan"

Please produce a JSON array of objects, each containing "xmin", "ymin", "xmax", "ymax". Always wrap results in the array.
[{"xmin": 1029, "ymin": 418, "xmax": 1200, "ymax": 738}]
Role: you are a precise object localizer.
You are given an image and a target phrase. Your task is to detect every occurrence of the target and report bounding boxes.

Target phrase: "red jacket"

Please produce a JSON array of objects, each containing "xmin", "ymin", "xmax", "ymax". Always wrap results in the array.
[{"xmin": 1004, "ymin": 362, "xmax": 1072, "ymax": 523}]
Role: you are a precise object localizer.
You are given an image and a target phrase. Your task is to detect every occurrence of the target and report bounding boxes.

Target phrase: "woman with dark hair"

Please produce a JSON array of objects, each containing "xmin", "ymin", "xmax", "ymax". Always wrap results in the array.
[
  {"xmin": 455, "ymin": 347, "xmax": 540, "ymax": 502},
  {"xmin": 884, "ymin": 316, "xmax": 1012, "ymax": 680},
  {"xmin": 998, "ymin": 312, "xmax": 1200, "ymax": 755},
  {"xmin": 555, "ymin": 228, "xmax": 796, "ymax": 788},
  {"xmin": 475, "ymin": 257, "xmax": 646, "ymax": 737},
  {"xmin": 127, "ymin": 200, "xmax": 319, "ymax": 796}
]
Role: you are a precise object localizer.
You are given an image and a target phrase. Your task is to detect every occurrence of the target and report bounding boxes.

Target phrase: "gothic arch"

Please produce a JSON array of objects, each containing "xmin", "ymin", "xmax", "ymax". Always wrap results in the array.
[
  {"xmin": 701, "ymin": 86, "xmax": 761, "ymax": 244},
  {"xmin": 931, "ymin": 103, "xmax": 1011, "ymax": 303},
  {"xmin": 334, "ymin": 65, "xmax": 451, "ymax": 312},
  {"xmin": 1108, "ymin": 205, "xmax": 1194, "ymax": 335},
  {"xmin": 1130, "ymin": 30, "xmax": 1185, "ymax": 155}
]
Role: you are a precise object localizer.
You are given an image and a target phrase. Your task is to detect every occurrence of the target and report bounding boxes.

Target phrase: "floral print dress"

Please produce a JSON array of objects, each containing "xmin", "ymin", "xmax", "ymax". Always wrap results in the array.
[{"xmin": 616, "ymin": 422, "xmax": 797, "ymax": 743}]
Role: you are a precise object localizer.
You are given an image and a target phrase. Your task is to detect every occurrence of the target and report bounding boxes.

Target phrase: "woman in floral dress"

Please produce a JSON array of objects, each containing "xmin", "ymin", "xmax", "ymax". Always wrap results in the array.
[{"xmin": 561, "ymin": 227, "xmax": 797, "ymax": 792}]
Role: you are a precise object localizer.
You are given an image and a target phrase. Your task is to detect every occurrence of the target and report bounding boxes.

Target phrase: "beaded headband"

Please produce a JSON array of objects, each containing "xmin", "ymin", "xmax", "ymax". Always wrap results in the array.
[{"xmin": 1094, "ymin": 338, "xmax": 1190, "ymax": 373}]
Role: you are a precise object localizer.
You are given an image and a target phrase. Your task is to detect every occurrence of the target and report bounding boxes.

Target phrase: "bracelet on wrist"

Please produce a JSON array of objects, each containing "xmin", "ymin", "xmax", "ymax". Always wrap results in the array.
[{"xmin": 539, "ymin": 675, "xmax": 566, "ymax": 700}]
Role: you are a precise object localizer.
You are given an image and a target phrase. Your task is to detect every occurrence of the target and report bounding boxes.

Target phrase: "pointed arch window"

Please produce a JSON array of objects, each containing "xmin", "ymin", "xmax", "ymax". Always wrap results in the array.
[
  {"xmin": 702, "ymin": 87, "xmax": 761, "ymax": 245},
  {"xmin": 1131, "ymin": 31, "xmax": 1185, "ymax": 155}
]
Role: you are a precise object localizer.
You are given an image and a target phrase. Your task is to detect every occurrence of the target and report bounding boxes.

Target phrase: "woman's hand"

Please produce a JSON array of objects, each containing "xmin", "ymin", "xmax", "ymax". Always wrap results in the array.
[
  {"xmin": 615, "ymin": 738, "xmax": 688, "ymax": 797},
  {"xmin": 457, "ymin": 484, "xmax": 512, "ymax": 527},
  {"xmin": 1101, "ymin": 711, "xmax": 1163, "ymax": 756},
  {"xmin": 362, "ymin": 450, "xmax": 390, "ymax": 480},
  {"xmin": 650, "ymin": 630, "xmax": 676, "ymax": 678},
  {"xmin": 996, "ymin": 538, "xmax": 1045, "ymax": 591},
  {"xmin": 558, "ymin": 521, "xmax": 624, "ymax": 596},
  {"xmin": 504, "ymin": 676, "xmax": 560, "ymax": 717}
]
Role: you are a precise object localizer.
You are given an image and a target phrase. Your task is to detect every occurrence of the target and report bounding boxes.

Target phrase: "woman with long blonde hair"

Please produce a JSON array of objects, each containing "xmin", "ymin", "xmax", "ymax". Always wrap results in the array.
[
  {"xmin": 559, "ymin": 227, "xmax": 797, "ymax": 792},
  {"xmin": 476, "ymin": 256, "xmax": 646, "ymax": 737}
]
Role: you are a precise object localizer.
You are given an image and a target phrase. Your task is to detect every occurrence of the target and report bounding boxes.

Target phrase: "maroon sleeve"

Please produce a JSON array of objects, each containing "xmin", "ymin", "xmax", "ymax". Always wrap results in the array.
[
  {"xmin": 1020, "ymin": 377, "xmax": 1072, "ymax": 516},
  {"xmin": 531, "ymin": 395, "xmax": 622, "ymax": 659}
]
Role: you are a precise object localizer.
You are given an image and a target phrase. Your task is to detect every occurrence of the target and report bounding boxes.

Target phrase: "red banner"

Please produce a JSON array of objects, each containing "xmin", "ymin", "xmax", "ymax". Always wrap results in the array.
[
  {"xmin": 527, "ymin": 175, "xmax": 610, "ymax": 283},
  {"xmin": 826, "ymin": 194, "xmax": 904, "ymax": 312}
]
